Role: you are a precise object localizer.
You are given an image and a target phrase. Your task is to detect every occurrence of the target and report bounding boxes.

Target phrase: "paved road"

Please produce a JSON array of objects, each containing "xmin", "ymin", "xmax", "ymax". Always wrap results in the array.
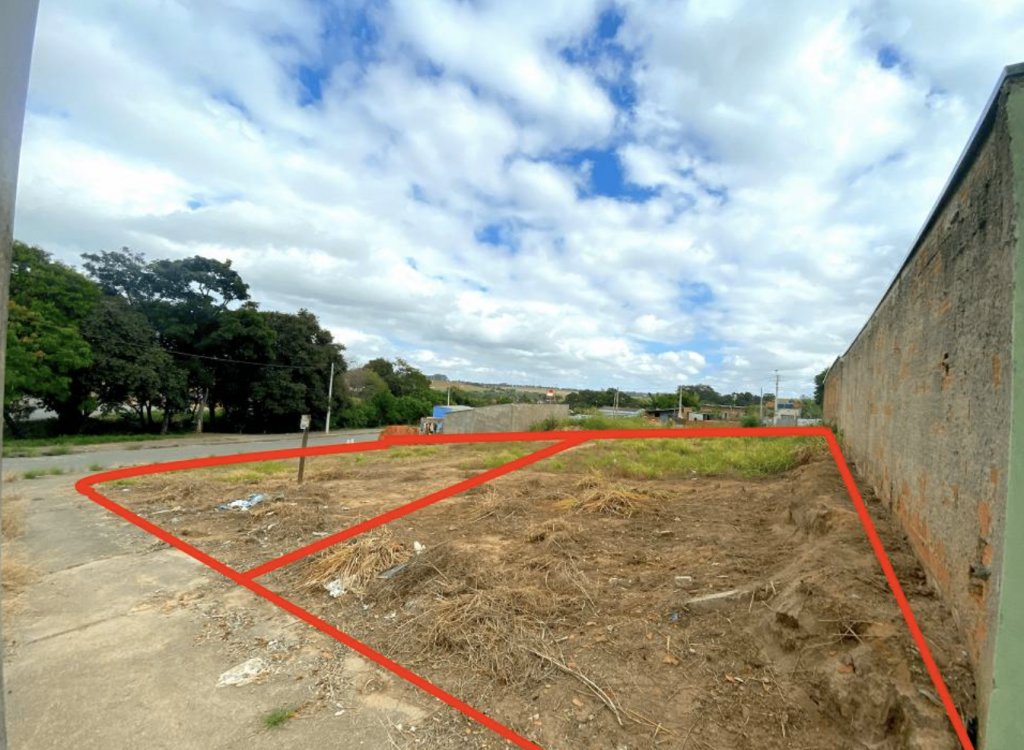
[{"xmin": 3, "ymin": 428, "xmax": 383, "ymax": 474}]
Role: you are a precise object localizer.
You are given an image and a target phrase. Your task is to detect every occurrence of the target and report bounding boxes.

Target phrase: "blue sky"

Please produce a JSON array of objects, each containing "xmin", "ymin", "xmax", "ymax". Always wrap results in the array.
[{"xmin": 15, "ymin": 0, "xmax": 1024, "ymax": 395}]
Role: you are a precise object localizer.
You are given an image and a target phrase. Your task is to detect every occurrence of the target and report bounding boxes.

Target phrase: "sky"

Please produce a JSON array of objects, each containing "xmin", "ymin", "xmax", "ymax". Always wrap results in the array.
[{"xmin": 14, "ymin": 0, "xmax": 1024, "ymax": 397}]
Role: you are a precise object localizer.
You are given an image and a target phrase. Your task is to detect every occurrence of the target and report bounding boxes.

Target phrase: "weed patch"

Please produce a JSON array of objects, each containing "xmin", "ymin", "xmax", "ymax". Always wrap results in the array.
[
  {"xmin": 262, "ymin": 707, "xmax": 296, "ymax": 729},
  {"xmin": 556, "ymin": 436, "xmax": 824, "ymax": 479},
  {"xmin": 386, "ymin": 446, "xmax": 441, "ymax": 460},
  {"xmin": 206, "ymin": 460, "xmax": 293, "ymax": 483},
  {"xmin": 23, "ymin": 467, "xmax": 65, "ymax": 480}
]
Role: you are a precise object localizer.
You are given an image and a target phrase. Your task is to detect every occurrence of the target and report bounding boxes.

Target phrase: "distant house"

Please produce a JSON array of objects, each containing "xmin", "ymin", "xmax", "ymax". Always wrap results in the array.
[
  {"xmin": 644, "ymin": 407, "xmax": 679, "ymax": 424},
  {"xmin": 774, "ymin": 400, "xmax": 802, "ymax": 426},
  {"xmin": 703, "ymin": 404, "xmax": 748, "ymax": 421}
]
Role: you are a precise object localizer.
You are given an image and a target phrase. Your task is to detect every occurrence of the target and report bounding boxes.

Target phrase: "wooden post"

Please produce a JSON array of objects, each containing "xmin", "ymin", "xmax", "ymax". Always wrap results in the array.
[{"xmin": 297, "ymin": 414, "xmax": 311, "ymax": 484}]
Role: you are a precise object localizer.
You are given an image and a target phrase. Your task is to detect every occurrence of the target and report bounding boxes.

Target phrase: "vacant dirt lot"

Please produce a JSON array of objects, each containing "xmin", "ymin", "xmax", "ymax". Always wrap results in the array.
[{"xmin": 103, "ymin": 438, "xmax": 975, "ymax": 749}]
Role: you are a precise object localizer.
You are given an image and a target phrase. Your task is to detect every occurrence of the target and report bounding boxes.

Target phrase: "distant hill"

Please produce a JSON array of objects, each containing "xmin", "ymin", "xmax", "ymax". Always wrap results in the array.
[{"xmin": 430, "ymin": 379, "xmax": 575, "ymax": 397}]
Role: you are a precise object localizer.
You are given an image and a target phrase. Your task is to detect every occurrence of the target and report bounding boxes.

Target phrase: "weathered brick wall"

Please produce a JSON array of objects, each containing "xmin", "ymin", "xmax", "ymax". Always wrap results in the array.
[{"xmin": 824, "ymin": 80, "xmax": 1022, "ymax": 739}]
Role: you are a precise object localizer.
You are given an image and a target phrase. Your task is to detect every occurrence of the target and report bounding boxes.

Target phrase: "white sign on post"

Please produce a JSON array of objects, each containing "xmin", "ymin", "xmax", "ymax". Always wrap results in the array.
[{"xmin": 299, "ymin": 414, "xmax": 311, "ymax": 430}]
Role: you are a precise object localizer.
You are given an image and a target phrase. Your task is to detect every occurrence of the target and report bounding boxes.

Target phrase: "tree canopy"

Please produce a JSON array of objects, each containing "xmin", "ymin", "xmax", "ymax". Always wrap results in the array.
[
  {"xmin": 814, "ymin": 367, "xmax": 829, "ymax": 407},
  {"xmin": 6, "ymin": 243, "xmax": 347, "ymax": 435}
]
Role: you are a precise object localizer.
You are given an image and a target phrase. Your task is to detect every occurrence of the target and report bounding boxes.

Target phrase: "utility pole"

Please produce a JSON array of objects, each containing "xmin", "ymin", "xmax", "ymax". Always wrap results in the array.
[
  {"xmin": 1, "ymin": 3, "xmax": 42, "ymax": 746},
  {"xmin": 773, "ymin": 370, "xmax": 780, "ymax": 426},
  {"xmin": 614, "ymin": 388, "xmax": 620, "ymax": 413},
  {"xmin": 677, "ymin": 385, "xmax": 683, "ymax": 420},
  {"xmin": 324, "ymin": 360, "xmax": 334, "ymax": 435},
  {"xmin": 759, "ymin": 386, "xmax": 764, "ymax": 425},
  {"xmin": 446, "ymin": 386, "xmax": 451, "ymax": 407}
]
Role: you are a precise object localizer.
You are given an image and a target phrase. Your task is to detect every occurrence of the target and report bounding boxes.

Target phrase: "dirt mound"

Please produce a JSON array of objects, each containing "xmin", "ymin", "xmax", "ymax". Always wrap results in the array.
[{"xmin": 380, "ymin": 425, "xmax": 418, "ymax": 438}]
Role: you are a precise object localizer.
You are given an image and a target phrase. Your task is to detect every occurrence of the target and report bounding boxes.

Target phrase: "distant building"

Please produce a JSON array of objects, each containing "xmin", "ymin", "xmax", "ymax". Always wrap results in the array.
[
  {"xmin": 432, "ymin": 404, "xmax": 473, "ymax": 419},
  {"xmin": 644, "ymin": 407, "xmax": 679, "ymax": 424},
  {"xmin": 702, "ymin": 404, "xmax": 748, "ymax": 421},
  {"xmin": 774, "ymin": 399, "xmax": 802, "ymax": 426},
  {"xmin": 420, "ymin": 404, "xmax": 473, "ymax": 434}
]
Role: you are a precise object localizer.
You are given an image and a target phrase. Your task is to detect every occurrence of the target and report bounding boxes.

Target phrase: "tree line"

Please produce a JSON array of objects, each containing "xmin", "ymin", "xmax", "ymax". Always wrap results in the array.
[
  {"xmin": 4, "ymin": 242, "xmax": 346, "ymax": 436},
  {"xmin": 565, "ymin": 385, "xmax": 769, "ymax": 411}
]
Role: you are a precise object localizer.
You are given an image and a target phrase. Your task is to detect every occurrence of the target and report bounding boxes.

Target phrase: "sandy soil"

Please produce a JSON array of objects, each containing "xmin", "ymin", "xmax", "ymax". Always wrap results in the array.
[{"xmin": 108, "ymin": 441, "xmax": 976, "ymax": 750}]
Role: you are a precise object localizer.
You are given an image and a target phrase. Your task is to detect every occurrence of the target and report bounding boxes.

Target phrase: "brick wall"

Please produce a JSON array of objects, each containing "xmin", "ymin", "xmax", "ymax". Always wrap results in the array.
[{"xmin": 824, "ymin": 72, "xmax": 1024, "ymax": 746}]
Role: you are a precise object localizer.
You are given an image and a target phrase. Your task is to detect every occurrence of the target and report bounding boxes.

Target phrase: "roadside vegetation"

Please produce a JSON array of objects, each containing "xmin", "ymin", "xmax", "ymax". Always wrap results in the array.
[
  {"xmin": 204, "ymin": 460, "xmax": 294, "ymax": 483},
  {"xmin": 4, "ymin": 430, "xmax": 192, "ymax": 457},
  {"xmin": 22, "ymin": 467, "xmax": 66, "ymax": 480},
  {"xmin": 532, "ymin": 414, "xmax": 659, "ymax": 431},
  {"xmin": 2, "ymin": 493, "xmax": 36, "ymax": 595}
]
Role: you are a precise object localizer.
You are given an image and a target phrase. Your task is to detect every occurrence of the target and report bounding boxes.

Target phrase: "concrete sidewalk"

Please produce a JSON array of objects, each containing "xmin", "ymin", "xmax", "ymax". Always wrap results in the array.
[{"xmin": 2, "ymin": 469, "xmax": 433, "ymax": 749}]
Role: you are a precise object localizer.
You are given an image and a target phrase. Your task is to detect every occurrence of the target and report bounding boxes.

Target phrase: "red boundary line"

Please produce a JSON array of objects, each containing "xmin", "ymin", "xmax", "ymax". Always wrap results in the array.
[{"xmin": 73, "ymin": 427, "xmax": 974, "ymax": 750}]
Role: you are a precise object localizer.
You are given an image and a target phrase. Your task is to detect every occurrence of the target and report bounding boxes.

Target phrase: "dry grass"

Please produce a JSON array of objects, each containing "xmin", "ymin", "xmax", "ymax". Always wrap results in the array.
[
  {"xmin": 2, "ymin": 552, "xmax": 37, "ymax": 596},
  {"xmin": 371, "ymin": 543, "xmax": 583, "ymax": 686},
  {"xmin": 2, "ymin": 494, "xmax": 36, "ymax": 596},
  {"xmin": 302, "ymin": 529, "xmax": 411, "ymax": 595},
  {"xmin": 3, "ymin": 471, "xmax": 20, "ymax": 484},
  {"xmin": 524, "ymin": 518, "xmax": 581, "ymax": 551},
  {"xmin": 470, "ymin": 484, "xmax": 535, "ymax": 522},
  {"xmin": 248, "ymin": 492, "xmax": 332, "ymax": 533},
  {"xmin": 420, "ymin": 588, "xmax": 555, "ymax": 686},
  {"xmin": 2, "ymin": 495, "xmax": 25, "ymax": 541},
  {"xmin": 557, "ymin": 473, "xmax": 661, "ymax": 517}
]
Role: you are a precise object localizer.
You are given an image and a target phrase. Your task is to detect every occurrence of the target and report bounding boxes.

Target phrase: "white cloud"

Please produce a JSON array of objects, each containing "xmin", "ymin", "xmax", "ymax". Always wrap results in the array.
[{"xmin": 14, "ymin": 0, "xmax": 1024, "ymax": 396}]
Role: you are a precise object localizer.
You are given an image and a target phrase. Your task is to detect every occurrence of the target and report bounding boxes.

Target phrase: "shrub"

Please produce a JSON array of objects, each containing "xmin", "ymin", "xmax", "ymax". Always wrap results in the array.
[
  {"xmin": 529, "ymin": 416, "xmax": 562, "ymax": 432},
  {"xmin": 740, "ymin": 414, "xmax": 760, "ymax": 428}
]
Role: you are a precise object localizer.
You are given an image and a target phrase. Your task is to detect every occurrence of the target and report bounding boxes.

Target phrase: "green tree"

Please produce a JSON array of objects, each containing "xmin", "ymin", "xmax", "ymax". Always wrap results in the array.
[
  {"xmin": 80, "ymin": 296, "xmax": 176, "ymax": 428},
  {"xmin": 5, "ymin": 242, "xmax": 101, "ymax": 433},
  {"xmin": 346, "ymin": 367, "xmax": 390, "ymax": 401},
  {"xmin": 247, "ymin": 309, "xmax": 345, "ymax": 432},
  {"xmin": 814, "ymin": 368, "xmax": 829, "ymax": 407},
  {"xmin": 83, "ymin": 247, "xmax": 254, "ymax": 430},
  {"xmin": 390, "ymin": 359, "xmax": 432, "ymax": 397},
  {"xmin": 680, "ymin": 384, "xmax": 721, "ymax": 405},
  {"xmin": 364, "ymin": 358, "xmax": 396, "ymax": 388},
  {"xmin": 364, "ymin": 357, "xmax": 431, "ymax": 397},
  {"xmin": 205, "ymin": 303, "xmax": 277, "ymax": 428}
]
